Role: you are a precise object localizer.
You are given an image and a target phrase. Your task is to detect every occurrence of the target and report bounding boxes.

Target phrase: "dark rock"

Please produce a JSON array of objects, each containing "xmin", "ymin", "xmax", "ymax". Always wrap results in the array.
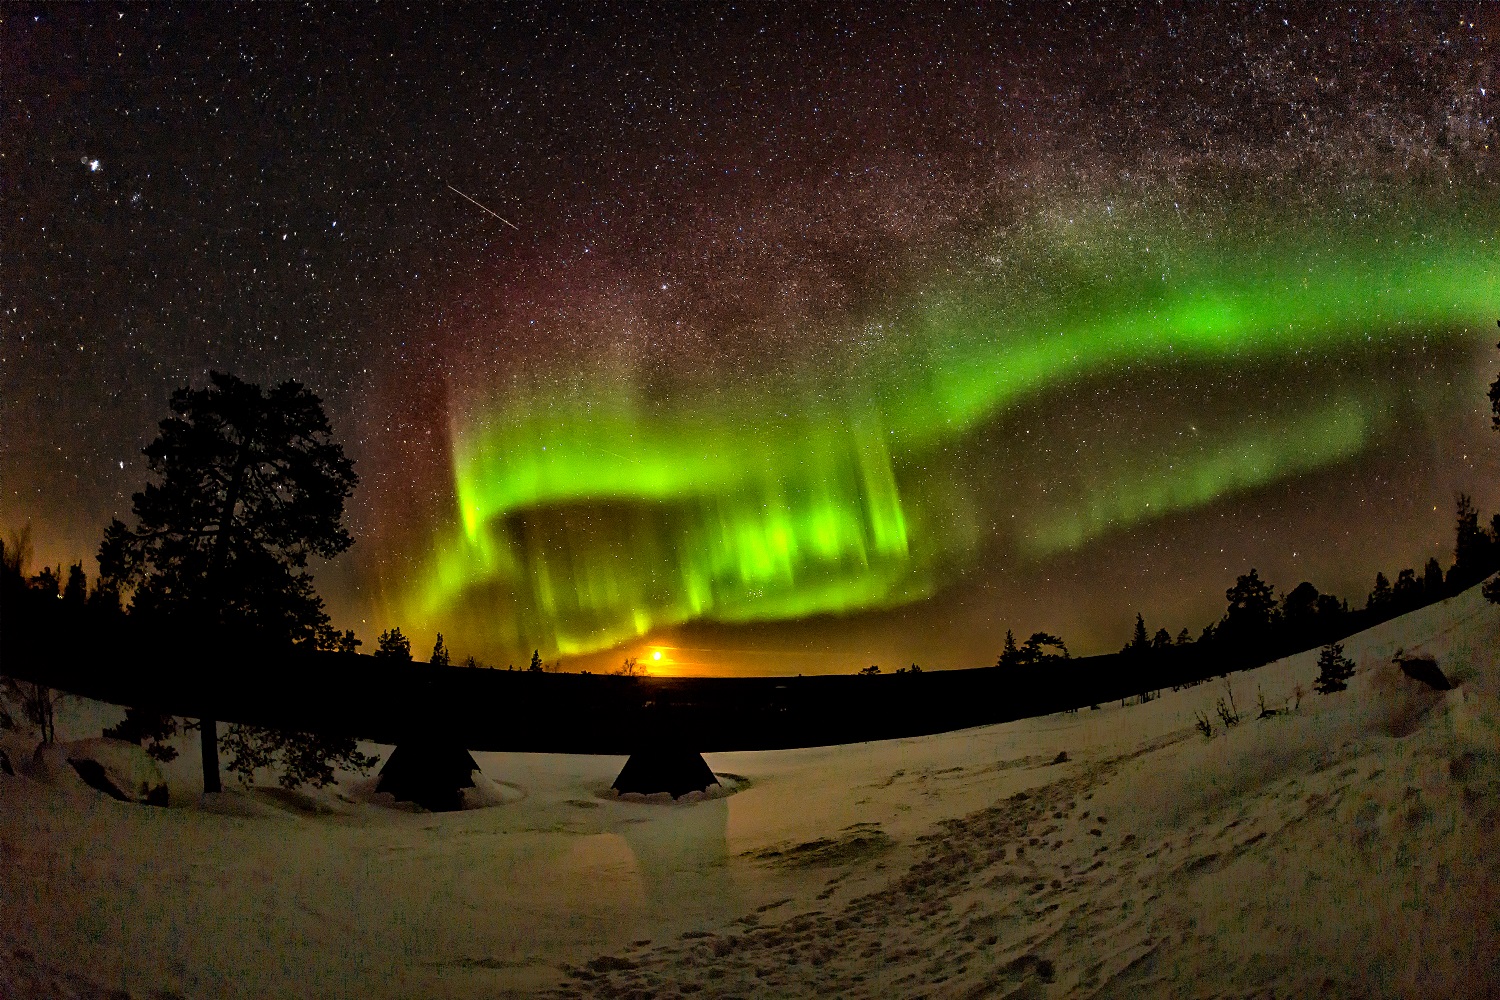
[
  {"xmin": 587, "ymin": 955, "xmax": 637, "ymax": 973},
  {"xmin": 1397, "ymin": 656, "xmax": 1452, "ymax": 691},
  {"xmin": 1007, "ymin": 953, "xmax": 1056, "ymax": 983},
  {"xmin": 1052, "ymin": 750, "xmax": 1069, "ymax": 764},
  {"xmin": 68, "ymin": 758, "xmax": 133, "ymax": 802},
  {"xmin": 1449, "ymin": 751, "xmax": 1484, "ymax": 781},
  {"xmin": 55, "ymin": 740, "xmax": 166, "ymax": 803},
  {"xmin": 0, "ymin": 747, "xmax": 11, "ymax": 776},
  {"xmin": 376, "ymin": 741, "xmax": 479, "ymax": 811},
  {"xmin": 611, "ymin": 748, "xmax": 719, "ymax": 797}
]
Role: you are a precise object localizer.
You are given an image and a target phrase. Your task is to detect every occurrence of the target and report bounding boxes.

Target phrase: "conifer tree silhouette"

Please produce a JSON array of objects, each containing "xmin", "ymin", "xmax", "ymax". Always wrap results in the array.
[{"xmin": 99, "ymin": 372, "xmax": 361, "ymax": 792}]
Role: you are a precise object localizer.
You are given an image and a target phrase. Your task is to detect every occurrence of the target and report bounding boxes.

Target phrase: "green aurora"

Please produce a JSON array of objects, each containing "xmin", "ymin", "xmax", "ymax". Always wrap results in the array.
[{"xmin": 404, "ymin": 199, "xmax": 1500, "ymax": 659}]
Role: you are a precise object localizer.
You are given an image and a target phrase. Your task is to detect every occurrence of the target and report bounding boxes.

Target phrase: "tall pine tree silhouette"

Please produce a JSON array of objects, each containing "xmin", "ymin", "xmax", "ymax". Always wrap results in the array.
[{"xmin": 99, "ymin": 372, "xmax": 359, "ymax": 793}]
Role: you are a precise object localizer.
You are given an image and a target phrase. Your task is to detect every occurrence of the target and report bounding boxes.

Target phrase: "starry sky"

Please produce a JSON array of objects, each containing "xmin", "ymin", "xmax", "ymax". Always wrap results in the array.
[{"xmin": 4, "ymin": 4, "xmax": 1498, "ymax": 676}]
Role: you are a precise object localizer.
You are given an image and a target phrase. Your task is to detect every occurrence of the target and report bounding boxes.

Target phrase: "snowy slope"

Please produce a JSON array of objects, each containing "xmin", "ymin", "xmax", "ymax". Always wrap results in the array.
[{"xmin": 3, "ymin": 584, "xmax": 1498, "ymax": 999}]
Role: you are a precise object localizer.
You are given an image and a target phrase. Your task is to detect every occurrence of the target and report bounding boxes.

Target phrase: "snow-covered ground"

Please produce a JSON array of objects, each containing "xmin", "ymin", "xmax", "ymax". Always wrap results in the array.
[{"xmin": 3, "ymin": 585, "xmax": 1499, "ymax": 999}]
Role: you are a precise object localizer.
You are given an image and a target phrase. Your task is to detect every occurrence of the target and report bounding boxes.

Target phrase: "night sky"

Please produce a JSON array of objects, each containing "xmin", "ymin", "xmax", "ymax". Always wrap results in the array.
[{"xmin": 5, "ymin": 5, "xmax": 1498, "ymax": 676}]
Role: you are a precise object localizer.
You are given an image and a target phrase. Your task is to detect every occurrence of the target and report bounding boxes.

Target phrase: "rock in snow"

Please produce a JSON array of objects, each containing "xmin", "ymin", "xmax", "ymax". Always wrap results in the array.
[
  {"xmin": 57, "ymin": 738, "xmax": 168, "ymax": 805},
  {"xmin": 1397, "ymin": 654, "xmax": 1453, "ymax": 691}
]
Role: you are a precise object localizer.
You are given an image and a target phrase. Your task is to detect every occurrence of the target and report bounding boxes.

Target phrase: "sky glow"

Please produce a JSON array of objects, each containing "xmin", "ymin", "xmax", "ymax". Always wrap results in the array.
[
  {"xmin": 9, "ymin": 7, "xmax": 1497, "ymax": 673},
  {"xmin": 407, "ymin": 199, "xmax": 1499, "ymax": 658}
]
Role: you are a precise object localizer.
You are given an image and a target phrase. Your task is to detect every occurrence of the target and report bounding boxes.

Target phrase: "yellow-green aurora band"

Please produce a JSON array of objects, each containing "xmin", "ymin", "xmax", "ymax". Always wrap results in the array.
[{"xmin": 408, "ymin": 196, "xmax": 1500, "ymax": 657}]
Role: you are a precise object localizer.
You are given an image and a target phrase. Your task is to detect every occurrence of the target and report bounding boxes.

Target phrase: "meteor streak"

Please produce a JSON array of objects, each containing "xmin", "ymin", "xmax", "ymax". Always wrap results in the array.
[{"xmin": 446, "ymin": 184, "xmax": 520, "ymax": 230}]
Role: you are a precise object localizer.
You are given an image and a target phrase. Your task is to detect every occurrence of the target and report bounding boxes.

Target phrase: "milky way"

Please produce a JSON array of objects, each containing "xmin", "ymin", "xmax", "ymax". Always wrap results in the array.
[{"xmin": 5, "ymin": 6, "xmax": 1497, "ymax": 674}]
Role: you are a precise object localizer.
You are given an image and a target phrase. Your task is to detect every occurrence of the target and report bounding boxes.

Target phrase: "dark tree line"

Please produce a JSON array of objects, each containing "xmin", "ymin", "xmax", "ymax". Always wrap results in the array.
[
  {"xmin": 995, "ymin": 318, "xmax": 1500, "ymax": 679},
  {"xmin": 2, "ymin": 525, "xmax": 126, "ymax": 746},
  {"xmin": 1483, "ymin": 319, "xmax": 1500, "ymax": 609},
  {"xmin": 995, "ymin": 629, "xmax": 1069, "ymax": 668},
  {"xmin": 1186, "ymin": 491, "xmax": 1500, "ymax": 668},
  {"xmin": 988, "ymin": 488, "xmax": 1500, "ymax": 695},
  {"xmin": 1, "ymin": 374, "xmax": 377, "ymax": 790}
]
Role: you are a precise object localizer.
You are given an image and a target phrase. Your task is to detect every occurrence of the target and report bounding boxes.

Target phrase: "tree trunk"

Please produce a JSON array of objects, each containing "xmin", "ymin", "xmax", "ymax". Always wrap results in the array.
[
  {"xmin": 200, "ymin": 717, "xmax": 221, "ymax": 793},
  {"xmin": 200, "ymin": 448, "xmax": 252, "ymax": 798}
]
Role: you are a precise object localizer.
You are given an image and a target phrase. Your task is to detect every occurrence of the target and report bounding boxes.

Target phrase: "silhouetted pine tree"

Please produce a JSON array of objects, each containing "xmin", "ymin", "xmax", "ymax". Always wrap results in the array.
[
  {"xmin": 1423, "ymin": 557, "xmax": 1445, "ymax": 595},
  {"xmin": 1367, "ymin": 571, "xmax": 1392, "ymax": 611},
  {"xmin": 1314, "ymin": 643, "xmax": 1356, "ymax": 694},
  {"xmin": 97, "ymin": 372, "xmax": 360, "ymax": 793},
  {"xmin": 1316, "ymin": 593, "xmax": 1346, "ymax": 619},
  {"xmin": 1281, "ymin": 581, "xmax": 1318, "ymax": 622},
  {"xmin": 1450, "ymin": 493, "xmax": 1496, "ymax": 589},
  {"xmin": 1123, "ymin": 613, "xmax": 1149, "ymax": 655},
  {"xmin": 62, "ymin": 563, "xmax": 87, "ymax": 607},
  {"xmin": 375, "ymin": 628, "xmax": 412, "ymax": 661},
  {"xmin": 1020, "ymin": 632, "xmax": 1068, "ymax": 663},
  {"xmin": 31, "ymin": 566, "xmax": 60, "ymax": 599},
  {"xmin": 1393, "ymin": 568, "xmax": 1421, "ymax": 609},
  {"xmin": 430, "ymin": 633, "xmax": 450, "ymax": 667},
  {"xmin": 1221, "ymin": 569, "xmax": 1278, "ymax": 652},
  {"xmin": 997, "ymin": 629, "xmax": 1021, "ymax": 668}
]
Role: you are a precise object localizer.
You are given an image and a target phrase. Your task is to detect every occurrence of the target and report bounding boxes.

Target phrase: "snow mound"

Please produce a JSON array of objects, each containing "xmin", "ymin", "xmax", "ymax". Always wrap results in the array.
[
  {"xmin": 460, "ymin": 769, "xmax": 525, "ymax": 808},
  {"xmin": 2, "ymin": 584, "xmax": 1499, "ymax": 998},
  {"xmin": 199, "ymin": 789, "xmax": 285, "ymax": 817},
  {"xmin": 20, "ymin": 737, "xmax": 168, "ymax": 804},
  {"xmin": 604, "ymin": 770, "xmax": 748, "ymax": 804},
  {"xmin": 342, "ymin": 767, "xmax": 525, "ymax": 811}
]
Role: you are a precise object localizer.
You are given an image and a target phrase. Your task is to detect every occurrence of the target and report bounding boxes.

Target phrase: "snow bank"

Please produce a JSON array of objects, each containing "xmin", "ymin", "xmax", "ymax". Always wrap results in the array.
[{"xmin": 2, "ymin": 585, "xmax": 1498, "ymax": 998}]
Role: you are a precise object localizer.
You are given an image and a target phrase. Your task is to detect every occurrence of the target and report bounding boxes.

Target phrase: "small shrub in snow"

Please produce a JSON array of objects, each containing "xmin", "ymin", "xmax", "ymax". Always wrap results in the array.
[
  {"xmin": 1256, "ymin": 686, "xmax": 1287, "ymax": 719},
  {"xmin": 1315, "ymin": 643, "xmax": 1356, "ymax": 694},
  {"xmin": 1215, "ymin": 680, "xmax": 1241, "ymax": 727},
  {"xmin": 1194, "ymin": 711, "xmax": 1214, "ymax": 739}
]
